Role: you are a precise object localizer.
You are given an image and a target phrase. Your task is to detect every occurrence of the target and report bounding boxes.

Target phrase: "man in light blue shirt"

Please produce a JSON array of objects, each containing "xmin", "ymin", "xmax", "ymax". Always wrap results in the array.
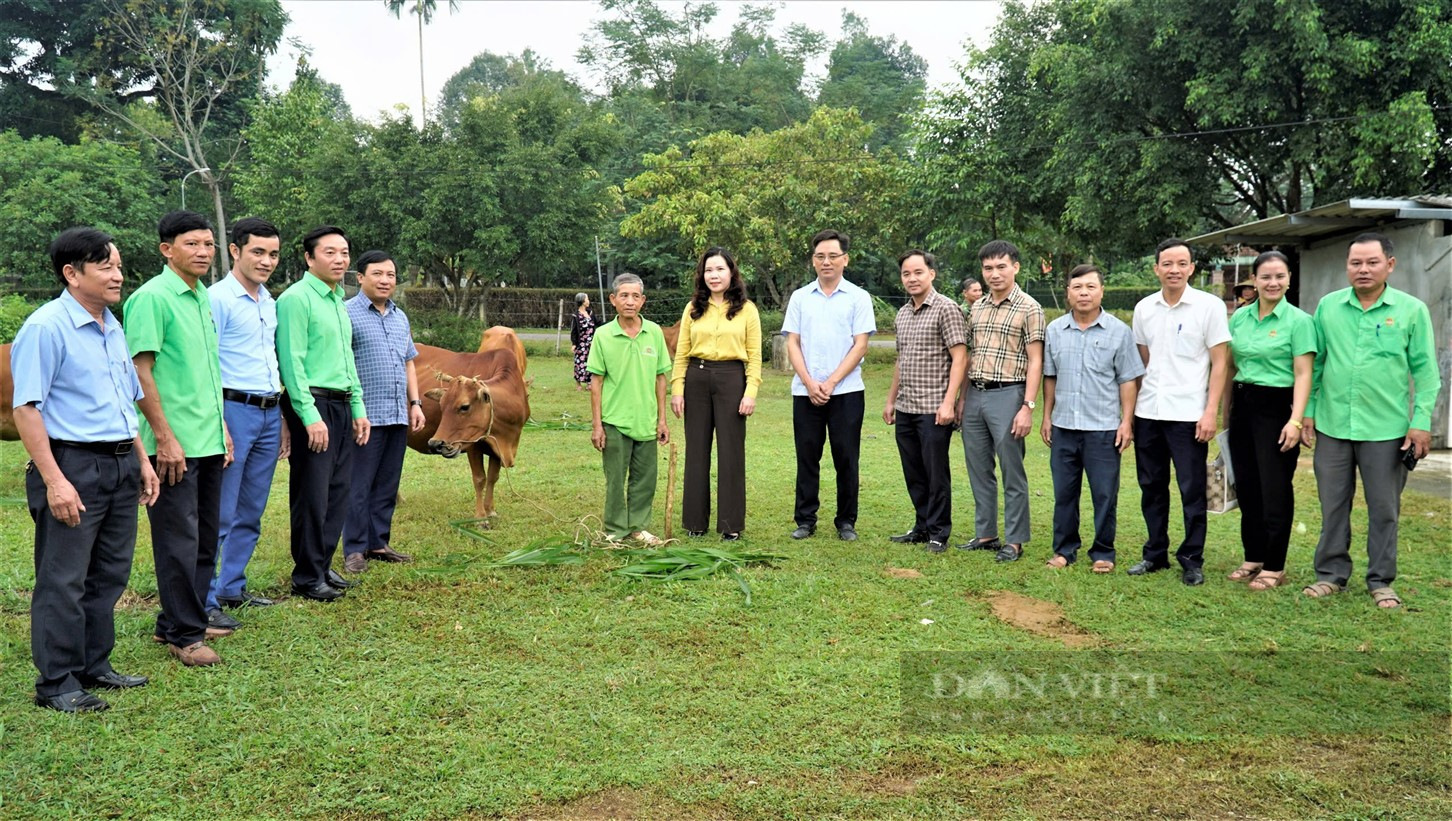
[
  {"xmin": 12, "ymin": 227, "xmax": 159, "ymax": 712},
  {"xmin": 341, "ymin": 250, "xmax": 425, "ymax": 574},
  {"xmin": 206, "ymin": 218, "xmax": 289, "ymax": 627},
  {"xmin": 782, "ymin": 229, "xmax": 876, "ymax": 541},
  {"xmin": 1039, "ymin": 264, "xmax": 1143, "ymax": 572}
]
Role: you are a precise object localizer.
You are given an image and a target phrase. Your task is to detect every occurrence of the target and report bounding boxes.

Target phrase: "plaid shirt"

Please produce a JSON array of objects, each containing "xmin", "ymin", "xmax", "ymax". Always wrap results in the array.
[
  {"xmin": 965, "ymin": 285, "xmax": 1046, "ymax": 383},
  {"xmin": 346, "ymin": 293, "xmax": 419, "ymax": 426},
  {"xmin": 894, "ymin": 290, "xmax": 968, "ymax": 414}
]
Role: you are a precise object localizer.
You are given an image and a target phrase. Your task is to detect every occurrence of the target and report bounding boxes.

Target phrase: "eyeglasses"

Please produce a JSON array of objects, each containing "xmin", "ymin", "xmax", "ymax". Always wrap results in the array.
[{"xmin": 812, "ymin": 252, "xmax": 846, "ymax": 263}]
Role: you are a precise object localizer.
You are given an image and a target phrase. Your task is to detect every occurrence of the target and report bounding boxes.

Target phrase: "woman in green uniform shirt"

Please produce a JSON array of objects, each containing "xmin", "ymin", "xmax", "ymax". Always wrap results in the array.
[{"xmin": 1221, "ymin": 250, "xmax": 1316, "ymax": 590}]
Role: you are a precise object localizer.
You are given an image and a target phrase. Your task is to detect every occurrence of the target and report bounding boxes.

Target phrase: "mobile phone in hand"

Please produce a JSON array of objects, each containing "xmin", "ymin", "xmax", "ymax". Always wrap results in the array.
[{"xmin": 1401, "ymin": 447, "xmax": 1419, "ymax": 472}]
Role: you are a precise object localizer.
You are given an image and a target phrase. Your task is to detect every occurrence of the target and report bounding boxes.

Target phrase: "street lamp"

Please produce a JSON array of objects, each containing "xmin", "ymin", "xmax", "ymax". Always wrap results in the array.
[{"xmin": 180, "ymin": 167, "xmax": 210, "ymax": 210}]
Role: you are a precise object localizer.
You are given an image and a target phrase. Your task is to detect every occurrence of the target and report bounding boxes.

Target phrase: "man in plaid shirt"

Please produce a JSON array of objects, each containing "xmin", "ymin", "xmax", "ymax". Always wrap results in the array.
[
  {"xmin": 958, "ymin": 240, "xmax": 1046, "ymax": 562},
  {"xmin": 883, "ymin": 250, "xmax": 967, "ymax": 553}
]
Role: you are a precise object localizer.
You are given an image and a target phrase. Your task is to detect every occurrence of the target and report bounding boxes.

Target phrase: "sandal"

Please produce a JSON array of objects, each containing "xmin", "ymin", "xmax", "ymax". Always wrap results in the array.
[
  {"xmin": 1045, "ymin": 555, "xmax": 1069, "ymax": 568},
  {"xmin": 1227, "ymin": 563, "xmax": 1263, "ymax": 582},
  {"xmin": 1247, "ymin": 570, "xmax": 1285, "ymax": 591},
  {"xmin": 1370, "ymin": 587, "xmax": 1402, "ymax": 609},
  {"xmin": 1091, "ymin": 560, "xmax": 1115, "ymax": 574},
  {"xmin": 1302, "ymin": 581, "xmax": 1344, "ymax": 598}
]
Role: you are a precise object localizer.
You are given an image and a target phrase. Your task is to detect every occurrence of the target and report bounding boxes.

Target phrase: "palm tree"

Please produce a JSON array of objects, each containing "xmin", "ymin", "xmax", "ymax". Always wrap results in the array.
[{"xmin": 384, "ymin": 0, "xmax": 460, "ymax": 122}]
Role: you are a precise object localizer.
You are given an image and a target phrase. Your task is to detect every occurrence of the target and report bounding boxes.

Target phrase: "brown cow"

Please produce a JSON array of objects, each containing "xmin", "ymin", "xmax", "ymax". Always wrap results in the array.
[
  {"xmin": 478, "ymin": 324, "xmax": 528, "ymax": 370},
  {"xmin": 409, "ymin": 335, "xmax": 529, "ymax": 519},
  {"xmin": 0, "ymin": 343, "xmax": 15, "ymax": 440},
  {"xmin": 661, "ymin": 321, "xmax": 679, "ymax": 358}
]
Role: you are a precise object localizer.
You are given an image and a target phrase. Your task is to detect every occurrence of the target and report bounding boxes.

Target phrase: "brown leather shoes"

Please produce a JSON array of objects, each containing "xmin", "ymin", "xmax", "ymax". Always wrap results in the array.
[
  {"xmin": 169, "ymin": 641, "xmax": 221, "ymax": 666},
  {"xmin": 343, "ymin": 552, "xmax": 368, "ymax": 573},
  {"xmin": 366, "ymin": 546, "xmax": 413, "ymax": 563}
]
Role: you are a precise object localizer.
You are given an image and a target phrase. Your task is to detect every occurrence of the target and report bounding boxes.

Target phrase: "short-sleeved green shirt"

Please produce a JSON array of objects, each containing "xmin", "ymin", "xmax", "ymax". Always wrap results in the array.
[
  {"xmin": 1228, "ymin": 298, "xmax": 1317, "ymax": 387},
  {"xmin": 276, "ymin": 273, "xmax": 367, "ymax": 425},
  {"xmin": 123, "ymin": 267, "xmax": 226, "ymax": 457},
  {"xmin": 586, "ymin": 318, "xmax": 671, "ymax": 442}
]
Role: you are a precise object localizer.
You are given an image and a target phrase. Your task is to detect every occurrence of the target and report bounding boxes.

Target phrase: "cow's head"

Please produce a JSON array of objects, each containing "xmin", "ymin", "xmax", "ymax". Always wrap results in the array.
[{"xmin": 425, "ymin": 373, "xmax": 496, "ymax": 456}]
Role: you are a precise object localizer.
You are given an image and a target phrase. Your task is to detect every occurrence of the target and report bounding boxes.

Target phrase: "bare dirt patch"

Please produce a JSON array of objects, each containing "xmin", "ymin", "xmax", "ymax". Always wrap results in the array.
[
  {"xmin": 882, "ymin": 566, "xmax": 924, "ymax": 579},
  {"xmin": 523, "ymin": 787, "xmax": 704, "ymax": 821},
  {"xmin": 976, "ymin": 590, "xmax": 1098, "ymax": 647}
]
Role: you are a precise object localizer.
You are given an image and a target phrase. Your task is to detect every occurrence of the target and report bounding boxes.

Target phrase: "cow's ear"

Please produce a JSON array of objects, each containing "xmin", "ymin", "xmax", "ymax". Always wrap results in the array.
[
  {"xmin": 476, "ymin": 385, "xmax": 491, "ymax": 402},
  {"xmin": 424, "ymin": 388, "xmax": 445, "ymax": 401}
]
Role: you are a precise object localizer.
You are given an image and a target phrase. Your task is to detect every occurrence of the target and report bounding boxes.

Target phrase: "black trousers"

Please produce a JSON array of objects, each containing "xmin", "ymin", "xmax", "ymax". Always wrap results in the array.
[
  {"xmin": 682, "ymin": 360, "xmax": 747, "ymax": 535},
  {"xmin": 1227, "ymin": 383, "xmax": 1300, "ymax": 572},
  {"xmin": 894, "ymin": 411, "xmax": 954, "ymax": 542},
  {"xmin": 1134, "ymin": 417, "xmax": 1207, "ymax": 570},
  {"xmin": 285, "ymin": 397, "xmax": 355, "ymax": 588},
  {"xmin": 149, "ymin": 454, "xmax": 224, "ymax": 646},
  {"xmin": 793, "ymin": 391, "xmax": 864, "ymax": 529},
  {"xmin": 27, "ymin": 446, "xmax": 139, "ymax": 696},
  {"xmin": 343, "ymin": 423, "xmax": 408, "ymax": 556}
]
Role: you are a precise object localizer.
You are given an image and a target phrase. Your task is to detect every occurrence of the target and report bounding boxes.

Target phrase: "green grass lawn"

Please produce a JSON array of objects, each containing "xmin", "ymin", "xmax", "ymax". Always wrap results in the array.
[{"xmin": 1, "ymin": 353, "xmax": 1447, "ymax": 819}]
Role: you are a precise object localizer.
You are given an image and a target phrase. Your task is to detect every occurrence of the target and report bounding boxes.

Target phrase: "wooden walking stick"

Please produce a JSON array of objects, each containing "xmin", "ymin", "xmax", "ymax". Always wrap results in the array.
[{"xmin": 663, "ymin": 442, "xmax": 677, "ymax": 541}]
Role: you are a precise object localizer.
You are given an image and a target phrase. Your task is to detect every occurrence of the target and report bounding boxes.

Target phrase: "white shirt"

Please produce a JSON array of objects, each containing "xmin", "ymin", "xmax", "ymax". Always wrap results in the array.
[
  {"xmin": 781, "ymin": 277, "xmax": 876, "ymax": 397},
  {"xmin": 1132, "ymin": 286, "xmax": 1231, "ymax": 421}
]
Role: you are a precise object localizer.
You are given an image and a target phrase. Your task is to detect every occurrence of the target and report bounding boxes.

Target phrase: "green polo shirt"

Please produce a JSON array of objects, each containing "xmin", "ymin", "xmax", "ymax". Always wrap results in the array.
[
  {"xmin": 277, "ymin": 273, "xmax": 367, "ymax": 425},
  {"xmin": 1228, "ymin": 298, "xmax": 1316, "ymax": 387},
  {"xmin": 123, "ymin": 267, "xmax": 226, "ymax": 457},
  {"xmin": 1306, "ymin": 285, "xmax": 1441, "ymax": 441},
  {"xmin": 586, "ymin": 318, "xmax": 671, "ymax": 442}
]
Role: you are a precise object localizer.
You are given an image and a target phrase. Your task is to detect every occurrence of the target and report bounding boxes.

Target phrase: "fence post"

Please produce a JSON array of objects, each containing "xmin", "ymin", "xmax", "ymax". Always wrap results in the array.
[{"xmin": 556, "ymin": 299, "xmax": 564, "ymax": 354}]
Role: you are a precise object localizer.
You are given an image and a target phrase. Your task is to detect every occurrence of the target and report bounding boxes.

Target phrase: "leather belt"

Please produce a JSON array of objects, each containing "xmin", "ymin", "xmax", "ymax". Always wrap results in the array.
[
  {"xmin": 223, "ymin": 388, "xmax": 282, "ymax": 409},
  {"xmin": 309, "ymin": 387, "xmax": 352, "ymax": 401},
  {"xmin": 51, "ymin": 439, "xmax": 134, "ymax": 456},
  {"xmin": 970, "ymin": 380, "xmax": 1025, "ymax": 391}
]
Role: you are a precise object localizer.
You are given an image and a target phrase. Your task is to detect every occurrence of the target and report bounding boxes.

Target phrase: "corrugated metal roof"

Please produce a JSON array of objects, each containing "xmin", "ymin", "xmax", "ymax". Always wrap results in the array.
[{"xmin": 1189, "ymin": 196, "xmax": 1452, "ymax": 247}]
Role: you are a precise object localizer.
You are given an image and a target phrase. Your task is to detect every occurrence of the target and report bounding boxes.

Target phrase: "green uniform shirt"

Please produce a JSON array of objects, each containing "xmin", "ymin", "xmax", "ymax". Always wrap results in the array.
[
  {"xmin": 1306, "ymin": 285, "xmax": 1441, "ymax": 440},
  {"xmin": 123, "ymin": 267, "xmax": 226, "ymax": 457},
  {"xmin": 277, "ymin": 273, "xmax": 367, "ymax": 425},
  {"xmin": 587, "ymin": 318, "xmax": 671, "ymax": 442},
  {"xmin": 1228, "ymin": 298, "xmax": 1317, "ymax": 387}
]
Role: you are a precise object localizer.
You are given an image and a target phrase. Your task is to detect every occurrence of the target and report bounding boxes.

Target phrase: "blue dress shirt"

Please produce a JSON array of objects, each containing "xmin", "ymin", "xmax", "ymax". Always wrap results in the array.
[
  {"xmin": 10, "ymin": 290, "xmax": 142, "ymax": 442},
  {"xmin": 208, "ymin": 274, "xmax": 281, "ymax": 394},
  {"xmin": 1043, "ymin": 309, "xmax": 1144, "ymax": 431},
  {"xmin": 346, "ymin": 293, "xmax": 419, "ymax": 426},
  {"xmin": 781, "ymin": 277, "xmax": 876, "ymax": 397}
]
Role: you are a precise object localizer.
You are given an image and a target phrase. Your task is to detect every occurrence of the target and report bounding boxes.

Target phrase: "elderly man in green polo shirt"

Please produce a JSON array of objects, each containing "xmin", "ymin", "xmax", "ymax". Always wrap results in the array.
[
  {"xmin": 277, "ymin": 226, "xmax": 370, "ymax": 602},
  {"xmin": 1302, "ymin": 232, "xmax": 1441, "ymax": 609},
  {"xmin": 125, "ymin": 210, "xmax": 232, "ymax": 668}
]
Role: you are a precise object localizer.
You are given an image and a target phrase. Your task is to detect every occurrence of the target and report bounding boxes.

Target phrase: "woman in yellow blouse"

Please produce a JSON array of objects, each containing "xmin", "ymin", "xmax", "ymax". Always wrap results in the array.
[{"xmin": 670, "ymin": 247, "xmax": 762, "ymax": 540}]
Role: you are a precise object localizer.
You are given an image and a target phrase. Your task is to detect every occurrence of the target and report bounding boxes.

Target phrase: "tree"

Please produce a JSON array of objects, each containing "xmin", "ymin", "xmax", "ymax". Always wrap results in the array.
[
  {"xmin": 620, "ymin": 107, "xmax": 906, "ymax": 307},
  {"xmin": 917, "ymin": 0, "xmax": 1452, "ymax": 261},
  {"xmin": 437, "ymin": 49, "xmax": 573, "ymax": 131},
  {"xmin": 63, "ymin": 0, "xmax": 287, "ymax": 278},
  {"xmin": 0, "ymin": 131, "xmax": 164, "ymax": 289},
  {"xmin": 817, "ymin": 11, "xmax": 928, "ymax": 151},
  {"xmin": 384, "ymin": 0, "xmax": 460, "ymax": 122}
]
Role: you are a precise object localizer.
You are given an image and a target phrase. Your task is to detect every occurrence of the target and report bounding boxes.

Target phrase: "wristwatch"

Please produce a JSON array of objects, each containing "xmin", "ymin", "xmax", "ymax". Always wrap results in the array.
[
  {"xmin": 1022, "ymin": 400, "xmax": 1036, "ymax": 410},
  {"xmin": 410, "ymin": 399, "xmax": 423, "ymax": 407}
]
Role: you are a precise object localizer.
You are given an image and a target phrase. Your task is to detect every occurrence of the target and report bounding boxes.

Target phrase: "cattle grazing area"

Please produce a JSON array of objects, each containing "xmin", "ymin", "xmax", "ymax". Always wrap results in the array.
[{"xmin": 0, "ymin": 355, "xmax": 1446, "ymax": 819}]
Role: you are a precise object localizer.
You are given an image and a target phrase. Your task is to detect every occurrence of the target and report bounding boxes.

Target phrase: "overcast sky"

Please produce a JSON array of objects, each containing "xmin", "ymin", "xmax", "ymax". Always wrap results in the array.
[{"xmin": 266, "ymin": 0, "xmax": 1005, "ymax": 120}]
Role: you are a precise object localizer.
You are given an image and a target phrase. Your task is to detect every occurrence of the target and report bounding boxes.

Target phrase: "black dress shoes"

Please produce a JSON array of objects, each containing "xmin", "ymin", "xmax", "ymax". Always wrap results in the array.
[
  {"xmin": 923, "ymin": 540, "xmax": 947, "ymax": 554},
  {"xmin": 1126, "ymin": 560, "xmax": 1169, "ymax": 576},
  {"xmin": 1182, "ymin": 567, "xmax": 1205, "ymax": 586},
  {"xmin": 888, "ymin": 530, "xmax": 927, "ymax": 544},
  {"xmin": 325, "ymin": 570, "xmax": 359, "ymax": 589},
  {"xmin": 292, "ymin": 582, "xmax": 345, "ymax": 602},
  {"xmin": 78, "ymin": 671, "xmax": 149, "ymax": 690},
  {"xmin": 217, "ymin": 590, "xmax": 274, "ymax": 608},
  {"xmin": 35, "ymin": 690, "xmax": 109, "ymax": 712},
  {"xmin": 790, "ymin": 525, "xmax": 815, "ymax": 540},
  {"xmin": 957, "ymin": 537, "xmax": 1002, "ymax": 551},
  {"xmin": 207, "ymin": 607, "xmax": 242, "ymax": 630},
  {"xmin": 837, "ymin": 525, "xmax": 858, "ymax": 542}
]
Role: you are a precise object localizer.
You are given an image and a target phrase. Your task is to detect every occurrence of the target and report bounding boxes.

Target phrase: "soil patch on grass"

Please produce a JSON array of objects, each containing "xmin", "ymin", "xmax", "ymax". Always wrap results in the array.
[
  {"xmin": 978, "ymin": 589, "xmax": 1098, "ymax": 647},
  {"xmin": 882, "ymin": 566, "xmax": 924, "ymax": 579}
]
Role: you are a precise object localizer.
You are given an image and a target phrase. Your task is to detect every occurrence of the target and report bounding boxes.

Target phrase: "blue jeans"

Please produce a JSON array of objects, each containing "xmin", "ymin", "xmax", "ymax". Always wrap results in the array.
[
  {"xmin": 344, "ymin": 424, "xmax": 409, "ymax": 556},
  {"xmin": 208, "ymin": 400, "xmax": 283, "ymax": 608},
  {"xmin": 1050, "ymin": 427, "xmax": 1120, "ymax": 564}
]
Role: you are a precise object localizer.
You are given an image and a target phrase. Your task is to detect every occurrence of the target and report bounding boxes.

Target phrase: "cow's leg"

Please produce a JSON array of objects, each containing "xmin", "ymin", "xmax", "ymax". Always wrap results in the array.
[
  {"xmin": 483, "ymin": 455, "xmax": 502, "ymax": 519},
  {"xmin": 467, "ymin": 447, "xmax": 488, "ymax": 520}
]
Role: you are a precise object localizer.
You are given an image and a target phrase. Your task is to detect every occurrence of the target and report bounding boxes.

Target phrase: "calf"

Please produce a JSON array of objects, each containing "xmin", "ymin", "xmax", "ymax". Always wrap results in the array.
[{"xmin": 409, "ymin": 336, "xmax": 529, "ymax": 519}]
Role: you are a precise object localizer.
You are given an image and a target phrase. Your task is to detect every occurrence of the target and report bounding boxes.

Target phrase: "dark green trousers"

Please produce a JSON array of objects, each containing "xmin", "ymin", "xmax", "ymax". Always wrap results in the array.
[{"xmin": 602, "ymin": 424, "xmax": 657, "ymax": 538}]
